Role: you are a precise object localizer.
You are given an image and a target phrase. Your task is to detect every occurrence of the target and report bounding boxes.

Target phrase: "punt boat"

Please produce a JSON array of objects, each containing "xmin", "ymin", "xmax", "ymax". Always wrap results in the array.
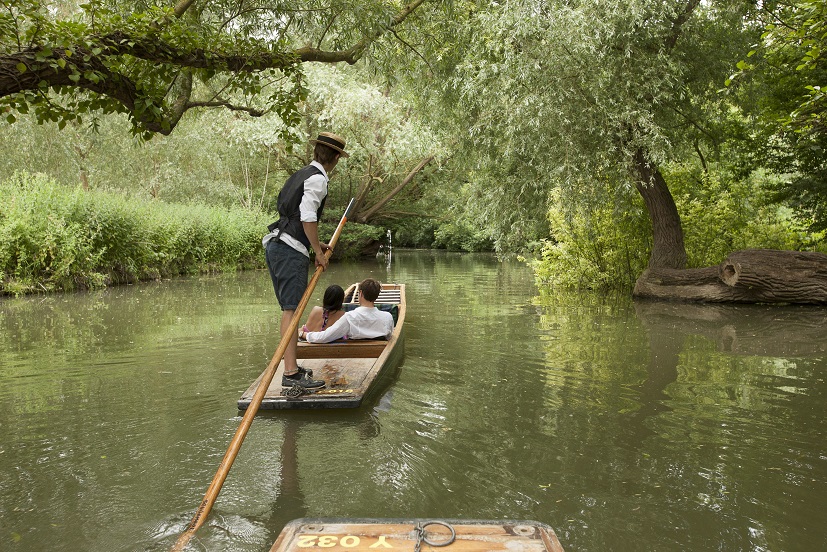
[
  {"xmin": 238, "ymin": 283, "xmax": 406, "ymax": 410},
  {"xmin": 269, "ymin": 518, "xmax": 565, "ymax": 552}
]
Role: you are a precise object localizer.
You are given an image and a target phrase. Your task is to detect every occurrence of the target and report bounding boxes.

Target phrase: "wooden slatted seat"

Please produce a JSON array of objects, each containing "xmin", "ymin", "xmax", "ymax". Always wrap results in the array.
[{"xmin": 296, "ymin": 339, "xmax": 387, "ymax": 359}]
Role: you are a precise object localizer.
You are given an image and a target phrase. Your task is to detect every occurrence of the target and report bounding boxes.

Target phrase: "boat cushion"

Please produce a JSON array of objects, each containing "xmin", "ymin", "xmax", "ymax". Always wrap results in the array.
[{"xmin": 343, "ymin": 303, "xmax": 399, "ymax": 325}]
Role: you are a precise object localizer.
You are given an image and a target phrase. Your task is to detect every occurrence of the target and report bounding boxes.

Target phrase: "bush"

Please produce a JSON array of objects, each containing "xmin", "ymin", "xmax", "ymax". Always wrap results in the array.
[
  {"xmin": 532, "ymin": 163, "xmax": 827, "ymax": 292},
  {"xmin": 667, "ymin": 164, "xmax": 826, "ymax": 266},
  {"xmin": 432, "ymin": 219, "xmax": 495, "ymax": 252},
  {"xmin": 0, "ymin": 172, "xmax": 270, "ymax": 295},
  {"xmin": 533, "ymin": 187, "xmax": 650, "ymax": 291},
  {"xmin": 386, "ymin": 218, "xmax": 437, "ymax": 248}
]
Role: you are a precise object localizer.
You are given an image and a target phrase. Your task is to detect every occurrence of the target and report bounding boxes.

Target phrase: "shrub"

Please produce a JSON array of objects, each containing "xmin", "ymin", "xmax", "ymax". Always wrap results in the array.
[
  {"xmin": 433, "ymin": 220, "xmax": 495, "ymax": 252},
  {"xmin": 667, "ymin": 164, "xmax": 826, "ymax": 266},
  {"xmin": 0, "ymin": 172, "xmax": 270, "ymax": 295},
  {"xmin": 533, "ymin": 187, "xmax": 650, "ymax": 291},
  {"xmin": 532, "ymin": 163, "xmax": 826, "ymax": 292}
]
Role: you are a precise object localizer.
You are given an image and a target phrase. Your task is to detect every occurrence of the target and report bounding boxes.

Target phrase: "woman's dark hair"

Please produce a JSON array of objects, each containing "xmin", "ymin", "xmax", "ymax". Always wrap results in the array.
[{"xmin": 323, "ymin": 285, "xmax": 345, "ymax": 311}]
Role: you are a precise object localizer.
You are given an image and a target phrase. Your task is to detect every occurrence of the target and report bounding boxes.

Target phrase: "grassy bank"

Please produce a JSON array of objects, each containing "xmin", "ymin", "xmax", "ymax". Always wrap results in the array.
[{"xmin": 1, "ymin": 172, "xmax": 270, "ymax": 295}]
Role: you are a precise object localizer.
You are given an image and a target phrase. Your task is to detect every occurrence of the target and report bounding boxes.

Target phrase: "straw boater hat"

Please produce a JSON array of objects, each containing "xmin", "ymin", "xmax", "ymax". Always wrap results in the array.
[{"xmin": 310, "ymin": 132, "xmax": 350, "ymax": 158}]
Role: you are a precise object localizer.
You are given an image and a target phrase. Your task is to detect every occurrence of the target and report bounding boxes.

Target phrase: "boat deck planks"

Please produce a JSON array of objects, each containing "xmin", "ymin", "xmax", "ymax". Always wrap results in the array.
[
  {"xmin": 269, "ymin": 519, "xmax": 565, "ymax": 552},
  {"xmin": 238, "ymin": 283, "xmax": 405, "ymax": 410},
  {"xmin": 241, "ymin": 357, "xmax": 374, "ymax": 402}
]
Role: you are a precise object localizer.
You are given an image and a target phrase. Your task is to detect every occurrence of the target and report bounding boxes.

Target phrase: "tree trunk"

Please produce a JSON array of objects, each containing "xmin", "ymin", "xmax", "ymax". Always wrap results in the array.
[
  {"xmin": 634, "ymin": 249, "xmax": 827, "ymax": 304},
  {"xmin": 633, "ymin": 147, "xmax": 687, "ymax": 269},
  {"xmin": 355, "ymin": 156, "xmax": 434, "ymax": 223}
]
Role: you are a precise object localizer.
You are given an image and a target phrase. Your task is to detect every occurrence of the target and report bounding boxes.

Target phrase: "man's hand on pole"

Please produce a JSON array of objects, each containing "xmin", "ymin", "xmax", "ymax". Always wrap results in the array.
[{"xmin": 304, "ymin": 221, "xmax": 329, "ymax": 271}]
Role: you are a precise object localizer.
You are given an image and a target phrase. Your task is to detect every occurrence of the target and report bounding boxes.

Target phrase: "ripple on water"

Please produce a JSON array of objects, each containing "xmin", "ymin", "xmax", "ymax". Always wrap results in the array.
[{"xmin": 4, "ymin": 257, "xmax": 827, "ymax": 552}]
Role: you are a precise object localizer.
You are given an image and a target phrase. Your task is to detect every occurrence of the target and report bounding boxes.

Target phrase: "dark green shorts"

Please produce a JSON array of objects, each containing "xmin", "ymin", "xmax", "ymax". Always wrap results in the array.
[{"xmin": 265, "ymin": 240, "xmax": 309, "ymax": 311}]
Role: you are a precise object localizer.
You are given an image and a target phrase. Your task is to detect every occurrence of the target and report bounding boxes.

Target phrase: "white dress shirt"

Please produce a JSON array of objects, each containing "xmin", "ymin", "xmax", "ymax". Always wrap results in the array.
[{"xmin": 304, "ymin": 306, "xmax": 394, "ymax": 343}]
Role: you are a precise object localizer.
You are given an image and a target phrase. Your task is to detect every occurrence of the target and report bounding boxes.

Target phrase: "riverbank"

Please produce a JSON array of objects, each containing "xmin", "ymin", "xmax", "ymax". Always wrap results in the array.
[{"xmin": 1, "ymin": 172, "xmax": 269, "ymax": 296}]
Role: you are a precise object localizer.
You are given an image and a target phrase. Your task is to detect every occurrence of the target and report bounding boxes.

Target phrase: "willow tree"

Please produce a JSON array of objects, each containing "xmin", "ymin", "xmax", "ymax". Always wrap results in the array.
[
  {"xmin": 213, "ymin": 63, "xmax": 446, "ymax": 222},
  {"xmin": 1, "ymin": 0, "xmax": 426, "ymax": 139},
  {"xmin": 405, "ymin": 1, "xmax": 752, "ymax": 263},
  {"xmin": 393, "ymin": 0, "xmax": 827, "ymax": 301}
]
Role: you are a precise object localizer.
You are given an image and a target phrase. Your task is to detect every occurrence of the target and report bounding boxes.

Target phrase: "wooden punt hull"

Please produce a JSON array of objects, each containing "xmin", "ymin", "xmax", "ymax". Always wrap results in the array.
[
  {"xmin": 269, "ymin": 518, "xmax": 565, "ymax": 552},
  {"xmin": 238, "ymin": 284, "xmax": 406, "ymax": 410}
]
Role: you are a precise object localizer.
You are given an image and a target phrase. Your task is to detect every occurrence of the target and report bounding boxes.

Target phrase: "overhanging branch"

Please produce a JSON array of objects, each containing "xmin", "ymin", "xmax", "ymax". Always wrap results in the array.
[
  {"xmin": 296, "ymin": 0, "xmax": 428, "ymax": 65},
  {"xmin": 0, "ymin": 0, "xmax": 429, "ymax": 135}
]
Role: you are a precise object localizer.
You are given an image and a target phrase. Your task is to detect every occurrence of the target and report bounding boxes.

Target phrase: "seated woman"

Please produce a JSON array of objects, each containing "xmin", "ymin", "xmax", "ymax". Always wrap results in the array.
[
  {"xmin": 299, "ymin": 278, "xmax": 394, "ymax": 343},
  {"xmin": 302, "ymin": 284, "xmax": 346, "ymax": 333}
]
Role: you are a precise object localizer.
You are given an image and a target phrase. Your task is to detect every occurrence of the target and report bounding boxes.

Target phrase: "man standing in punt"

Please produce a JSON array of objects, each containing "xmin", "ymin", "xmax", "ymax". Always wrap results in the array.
[{"xmin": 262, "ymin": 132, "xmax": 349, "ymax": 389}]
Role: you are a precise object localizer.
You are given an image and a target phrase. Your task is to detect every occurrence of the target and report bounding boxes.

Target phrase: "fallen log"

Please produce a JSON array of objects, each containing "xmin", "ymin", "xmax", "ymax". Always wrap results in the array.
[{"xmin": 633, "ymin": 249, "xmax": 827, "ymax": 304}]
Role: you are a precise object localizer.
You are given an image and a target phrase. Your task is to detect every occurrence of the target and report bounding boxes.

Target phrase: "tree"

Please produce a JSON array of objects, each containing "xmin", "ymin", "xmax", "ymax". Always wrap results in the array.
[
  {"xmin": 202, "ymin": 62, "xmax": 447, "ymax": 229},
  {"xmin": 385, "ymin": 0, "xmax": 827, "ymax": 301},
  {"xmin": 754, "ymin": 0, "xmax": 827, "ymax": 135},
  {"xmin": 0, "ymin": 0, "xmax": 426, "ymax": 138},
  {"xmin": 730, "ymin": 0, "xmax": 827, "ymax": 229},
  {"xmin": 417, "ymin": 1, "xmax": 760, "ymax": 266}
]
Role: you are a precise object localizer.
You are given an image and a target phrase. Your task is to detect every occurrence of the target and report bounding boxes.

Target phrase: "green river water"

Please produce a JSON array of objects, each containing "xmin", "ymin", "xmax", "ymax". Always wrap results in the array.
[{"xmin": 1, "ymin": 250, "xmax": 826, "ymax": 551}]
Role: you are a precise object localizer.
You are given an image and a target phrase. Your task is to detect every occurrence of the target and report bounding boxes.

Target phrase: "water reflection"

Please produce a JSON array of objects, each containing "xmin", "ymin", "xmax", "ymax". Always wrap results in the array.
[
  {"xmin": 533, "ymin": 291, "xmax": 827, "ymax": 550},
  {"xmin": 184, "ymin": 409, "xmax": 385, "ymax": 551},
  {"xmin": 1, "ymin": 253, "xmax": 826, "ymax": 552}
]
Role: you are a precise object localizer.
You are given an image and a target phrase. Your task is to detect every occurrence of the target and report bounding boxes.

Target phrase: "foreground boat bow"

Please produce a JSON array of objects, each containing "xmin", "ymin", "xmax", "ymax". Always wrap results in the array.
[{"xmin": 270, "ymin": 518, "xmax": 565, "ymax": 552}]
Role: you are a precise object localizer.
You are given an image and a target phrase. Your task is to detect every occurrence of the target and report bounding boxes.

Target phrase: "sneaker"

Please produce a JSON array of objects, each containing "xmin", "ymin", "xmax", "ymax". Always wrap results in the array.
[
  {"xmin": 297, "ymin": 365, "xmax": 313, "ymax": 378},
  {"xmin": 282, "ymin": 371, "xmax": 325, "ymax": 389}
]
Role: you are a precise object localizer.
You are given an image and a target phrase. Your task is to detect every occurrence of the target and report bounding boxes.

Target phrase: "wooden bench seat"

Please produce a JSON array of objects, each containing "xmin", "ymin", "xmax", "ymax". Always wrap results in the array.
[{"xmin": 296, "ymin": 339, "xmax": 387, "ymax": 359}]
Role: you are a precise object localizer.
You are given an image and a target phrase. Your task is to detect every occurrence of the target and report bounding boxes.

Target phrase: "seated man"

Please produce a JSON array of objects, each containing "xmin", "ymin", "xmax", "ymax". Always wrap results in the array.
[{"xmin": 299, "ymin": 278, "xmax": 394, "ymax": 343}]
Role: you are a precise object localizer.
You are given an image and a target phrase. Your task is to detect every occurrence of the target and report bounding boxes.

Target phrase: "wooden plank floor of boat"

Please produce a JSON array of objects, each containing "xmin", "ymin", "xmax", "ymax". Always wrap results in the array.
[
  {"xmin": 270, "ymin": 519, "xmax": 565, "ymax": 551},
  {"xmin": 238, "ymin": 357, "xmax": 377, "ymax": 407}
]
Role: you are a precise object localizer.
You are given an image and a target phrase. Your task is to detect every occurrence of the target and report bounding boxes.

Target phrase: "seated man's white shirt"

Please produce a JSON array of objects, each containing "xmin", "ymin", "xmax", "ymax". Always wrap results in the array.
[{"xmin": 305, "ymin": 306, "xmax": 394, "ymax": 343}]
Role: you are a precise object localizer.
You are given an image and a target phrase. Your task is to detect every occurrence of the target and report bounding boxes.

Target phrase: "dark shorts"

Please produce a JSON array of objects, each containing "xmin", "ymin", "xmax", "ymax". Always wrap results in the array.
[{"xmin": 265, "ymin": 240, "xmax": 309, "ymax": 311}]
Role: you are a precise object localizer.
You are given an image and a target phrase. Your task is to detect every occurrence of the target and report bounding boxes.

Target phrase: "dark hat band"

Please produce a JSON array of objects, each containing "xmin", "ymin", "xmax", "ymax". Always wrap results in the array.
[{"xmin": 315, "ymin": 135, "xmax": 346, "ymax": 151}]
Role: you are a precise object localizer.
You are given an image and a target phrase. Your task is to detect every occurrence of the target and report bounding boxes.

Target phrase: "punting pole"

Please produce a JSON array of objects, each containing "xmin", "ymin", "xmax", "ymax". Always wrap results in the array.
[{"xmin": 171, "ymin": 198, "xmax": 355, "ymax": 552}]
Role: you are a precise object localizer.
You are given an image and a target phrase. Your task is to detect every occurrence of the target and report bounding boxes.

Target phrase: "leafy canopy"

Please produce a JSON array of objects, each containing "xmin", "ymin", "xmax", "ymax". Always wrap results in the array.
[
  {"xmin": 397, "ymin": 1, "xmax": 759, "ymax": 251},
  {"xmin": 0, "ymin": 0, "xmax": 425, "ymax": 139},
  {"xmin": 729, "ymin": 0, "xmax": 827, "ymax": 228}
]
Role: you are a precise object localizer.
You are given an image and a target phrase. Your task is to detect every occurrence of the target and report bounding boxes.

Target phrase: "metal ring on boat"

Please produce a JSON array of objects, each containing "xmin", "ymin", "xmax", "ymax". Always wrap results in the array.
[{"xmin": 416, "ymin": 520, "xmax": 456, "ymax": 548}]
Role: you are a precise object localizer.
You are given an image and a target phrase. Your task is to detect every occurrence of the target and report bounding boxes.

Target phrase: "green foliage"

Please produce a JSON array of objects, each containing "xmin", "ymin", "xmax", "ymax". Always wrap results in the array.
[
  {"xmin": 8, "ymin": 0, "xmax": 826, "ymax": 276},
  {"xmin": 0, "ymin": 110, "xmax": 246, "ymax": 205},
  {"xmin": 533, "ymin": 164, "xmax": 827, "ymax": 291},
  {"xmin": 533, "ymin": 186, "xmax": 650, "ymax": 291},
  {"xmin": 0, "ymin": 63, "xmax": 457, "ymax": 255},
  {"xmin": 727, "ymin": 0, "xmax": 827, "ymax": 230},
  {"xmin": 745, "ymin": 0, "xmax": 827, "ymax": 132},
  {"xmin": 392, "ymin": 0, "xmax": 761, "ymax": 254},
  {"xmin": 432, "ymin": 220, "xmax": 494, "ymax": 252},
  {"xmin": 0, "ymin": 172, "xmax": 269, "ymax": 295},
  {"xmin": 0, "ymin": 0, "xmax": 423, "ymax": 139},
  {"xmin": 667, "ymin": 163, "xmax": 826, "ymax": 266},
  {"xmin": 1, "ymin": 0, "xmax": 304, "ymax": 137},
  {"xmin": 223, "ymin": 64, "xmax": 450, "ymax": 230},
  {"xmin": 318, "ymin": 218, "xmax": 384, "ymax": 260},
  {"xmin": 388, "ymin": 217, "xmax": 436, "ymax": 248}
]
